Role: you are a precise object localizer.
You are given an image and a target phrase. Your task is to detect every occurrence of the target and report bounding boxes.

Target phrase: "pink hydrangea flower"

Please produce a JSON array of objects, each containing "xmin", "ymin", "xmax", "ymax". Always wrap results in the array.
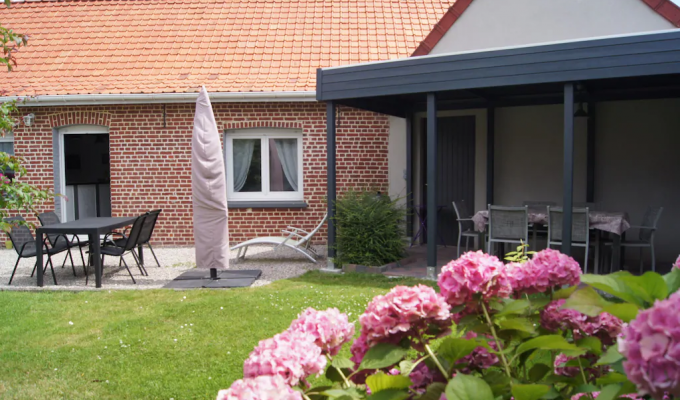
[
  {"xmin": 409, "ymin": 363, "xmax": 444, "ymax": 394},
  {"xmin": 581, "ymin": 312, "xmax": 624, "ymax": 346},
  {"xmin": 525, "ymin": 249, "xmax": 581, "ymax": 292},
  {"xmin": 674, "ymin": 255, "xmax": 680, "ymax": 269},
  {"xmin": 243, "ymin": 330, "xmax": 327, "ymax": 386},
  {"xmin": 540, "ymin": 299, "xmax": 588, "ymax": 333},
  {"xmin": 457, "ymin": 331, "xmax": 499, "ymax": 373},
  {"xmin": 438, "ymin": 251, "xmax": 512, "ymax": 307},
  {"xmin": 288, "ymin": 307, "xmax": 355, "ymax": 356},
  {"xmin": 349, "ymin": 333, "xmax": 370, "ymax": 366},
  {"xmin": 216, "ymin": 375, "xmax": 302, "ymax": 400},
  {"xmin": 554, "ymin": 353, "xmax": 604, "ymax": 378},
  {"xmin": 619, "ymin": 292, "xmax": 680, "ymax": 399},
  {"xmin": 357, "ymin": 284, "xmax": 451, "ymax": 349}
]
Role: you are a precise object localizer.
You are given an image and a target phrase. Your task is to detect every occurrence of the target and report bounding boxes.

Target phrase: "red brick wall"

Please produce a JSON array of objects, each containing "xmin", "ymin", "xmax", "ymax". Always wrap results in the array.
[{"xmin": 12, "ymin": 102, "xmax": 389, "ymax": 246}]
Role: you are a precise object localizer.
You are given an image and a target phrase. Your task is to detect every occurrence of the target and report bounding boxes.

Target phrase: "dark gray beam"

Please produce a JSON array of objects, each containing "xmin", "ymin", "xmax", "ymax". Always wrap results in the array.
[
  {"xmin": 426, "ymin": 93, "xmax": 438, "ymax": 278},
  {"xmin": 586, "ymin": 102, "xmax": 596, "ymax": 203},
  {"xmin": 406, "ymin": 113, "xmax": 414, "ymax": 238},
  {"xmin": 486, "ymin": 106, "xmax": 495, "ymax": 205},
  {"xmin": 326, "ymin": 101, "xmax": 337, "ymax": 266},
  {"xmin": 562, "ymin": 83, "xmax": 575, "ymax": 255}
]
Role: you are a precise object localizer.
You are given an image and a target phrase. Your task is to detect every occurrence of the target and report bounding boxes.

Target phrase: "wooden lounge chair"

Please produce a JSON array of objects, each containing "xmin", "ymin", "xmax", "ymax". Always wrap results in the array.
[{"xmin": 230, "ymin": 214, "xmax": 327, "ymax": 263}]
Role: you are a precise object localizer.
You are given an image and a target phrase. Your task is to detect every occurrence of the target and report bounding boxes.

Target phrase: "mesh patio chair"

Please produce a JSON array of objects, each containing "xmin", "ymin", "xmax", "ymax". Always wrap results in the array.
[
  {"xmin": 98, "ymin": 214, "xmax": 148, "ymax": 284},
  {"xmin": 108, "ymin": 209, "xmax": 162, "ymax": 268},
  {"xmin": 452, "ymin": 200, "xmax": 481, "ymax": 258},
  {"xmin": 487, "ymin": 205, "xmax": 529, "ymax": 257},
  {"xmin": 547, "ymin": 207, "xmax": 597, "ymax": 273},
  {"xmin": 38, "ymin": 211, "xmax": 89, "ymax": 275},
  {"xmin": 231, "ymin": 214, "xmax": 327, "ymax": 263},
  {"xmin": 523, "ymin": 201, "xmax": 556, "ymax": 251},
  {"xmin": 605, "ymin": 206, "xmax": 663, "ymax": 273},
  {"xmin": 5, "ymin": 216, "xmax": 71, "ymax": 285}
]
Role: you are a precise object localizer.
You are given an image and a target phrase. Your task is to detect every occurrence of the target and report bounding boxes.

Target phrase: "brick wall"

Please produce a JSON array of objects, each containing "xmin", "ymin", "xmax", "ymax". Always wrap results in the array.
[{"xmin": 12, "ymin": 102, "xmax": 389, "ymax": 246}]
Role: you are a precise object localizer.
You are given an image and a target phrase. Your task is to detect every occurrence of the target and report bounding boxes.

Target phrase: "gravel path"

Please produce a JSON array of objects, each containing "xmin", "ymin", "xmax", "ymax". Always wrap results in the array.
[{"xmin": 0, "ymin": 245, "xmax": 326, "ymax": 291}]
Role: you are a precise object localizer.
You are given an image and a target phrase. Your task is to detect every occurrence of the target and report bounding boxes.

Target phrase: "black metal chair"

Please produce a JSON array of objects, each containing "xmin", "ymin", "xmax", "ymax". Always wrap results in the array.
[
  {"xmin": 5, "ymin": 216, "xmax": 71, "ymax": 285},
  {"xmin": 100, "ymin": 214, "xmax": 148, "ymax": 284},
  {"xmin": 38, "ymin": 211, "xmax": 89, "ymax": 275},
  {"xmin": 109, "ymin": 210, "xmax": 162, "ymax": 268}
]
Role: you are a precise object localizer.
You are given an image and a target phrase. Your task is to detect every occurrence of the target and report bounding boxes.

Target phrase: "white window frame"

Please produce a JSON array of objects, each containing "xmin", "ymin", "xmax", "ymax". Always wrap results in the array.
[{"xmin": 225, "ymin": 128, "xmax": 304, "ymax": 202}]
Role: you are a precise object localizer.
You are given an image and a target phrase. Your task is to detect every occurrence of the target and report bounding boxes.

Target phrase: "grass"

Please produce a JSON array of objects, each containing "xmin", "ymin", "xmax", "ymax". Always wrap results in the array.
[{"xmin": 0, "ymin": 272, "xmax": 430, "ymax": 400}]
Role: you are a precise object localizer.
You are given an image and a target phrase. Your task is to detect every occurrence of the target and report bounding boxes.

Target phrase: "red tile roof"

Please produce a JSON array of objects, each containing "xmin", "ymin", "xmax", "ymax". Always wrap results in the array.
[
  {"xmin": 0, "ymin": 0, "xmax": 452, "ymax": 96},
  {"xmin": 412, "ymin": 0, "xmax": 680, "ymax": 57}
]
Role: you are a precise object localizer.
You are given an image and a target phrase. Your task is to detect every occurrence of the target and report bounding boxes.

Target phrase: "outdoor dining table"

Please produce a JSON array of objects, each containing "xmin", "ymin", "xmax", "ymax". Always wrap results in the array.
[
  {"xmin": 471, "ymin": 209, "xmax": 631, "ymax": 270},
  {"xmin": 35, "ymin": 216, "xmax": 140, "ymax": 288}
]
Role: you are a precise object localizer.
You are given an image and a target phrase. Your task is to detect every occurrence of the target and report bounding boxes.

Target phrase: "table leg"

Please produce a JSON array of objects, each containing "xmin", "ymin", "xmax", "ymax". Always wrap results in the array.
[
  {"xmin": 612, "ymin": 234, "xmax": 622, "ymax": 272},
  {"xmin": 91, "ymin": 233, "xmax": 102, "ymax": 288},
  {"xmin": 36, "ymin": 231, "xmax": 44, "ymax": 287}
]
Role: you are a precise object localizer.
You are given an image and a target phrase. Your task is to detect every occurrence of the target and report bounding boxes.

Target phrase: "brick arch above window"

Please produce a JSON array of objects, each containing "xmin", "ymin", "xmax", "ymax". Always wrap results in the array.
[
  {"xmin": 48, "ymin": 112, "xmax": 110, "ymax": 129},
  {"xmin": 223, "ymin": 121, "xmax": 304, "ymax": 131}
]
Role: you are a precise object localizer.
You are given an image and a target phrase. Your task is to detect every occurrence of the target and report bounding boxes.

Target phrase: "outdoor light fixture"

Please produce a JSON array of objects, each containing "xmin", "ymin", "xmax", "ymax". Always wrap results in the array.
[
  {"xmin": 23, "ymin": 113, "xmax": 35, "ymax": 126},
  {"xmin": 574, "ymin": 102, "xmax": 588, "ymax": 118}
]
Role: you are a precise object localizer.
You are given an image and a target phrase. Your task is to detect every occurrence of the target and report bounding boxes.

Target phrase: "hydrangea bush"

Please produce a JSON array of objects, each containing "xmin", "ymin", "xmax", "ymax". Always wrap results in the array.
[{"xmin": 217, "ymin": 249, "xmax": 680, "ymax": 400}]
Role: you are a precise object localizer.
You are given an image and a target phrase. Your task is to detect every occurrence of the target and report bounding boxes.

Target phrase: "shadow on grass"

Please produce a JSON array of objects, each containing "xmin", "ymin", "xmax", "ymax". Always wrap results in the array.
[{"xmin": 288, "ymin": 271, "xmax": 436, "ymax": 290}]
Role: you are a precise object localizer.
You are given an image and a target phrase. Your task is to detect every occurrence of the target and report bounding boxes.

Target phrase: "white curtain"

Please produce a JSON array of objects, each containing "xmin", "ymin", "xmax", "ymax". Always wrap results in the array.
[
  {"xmin": 274, "ymin": 139, "xmax": 298, "ymax": 191},
  {"xmin": 232, "ymin": 139, "xmax": 256, "ymax": 192}
]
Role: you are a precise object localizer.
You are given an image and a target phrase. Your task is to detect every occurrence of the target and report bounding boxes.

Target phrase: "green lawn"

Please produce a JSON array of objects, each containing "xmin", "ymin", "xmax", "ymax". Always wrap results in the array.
[{"xmin": 0, "ymin": 272, "xmax": 430, "ymax": 400}]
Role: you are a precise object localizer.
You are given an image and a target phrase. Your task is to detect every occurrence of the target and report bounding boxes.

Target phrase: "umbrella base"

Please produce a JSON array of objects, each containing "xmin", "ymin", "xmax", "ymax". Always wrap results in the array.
[{"xmin": 164, "ymin": 268, "xmax": 261, "ymax": 289}]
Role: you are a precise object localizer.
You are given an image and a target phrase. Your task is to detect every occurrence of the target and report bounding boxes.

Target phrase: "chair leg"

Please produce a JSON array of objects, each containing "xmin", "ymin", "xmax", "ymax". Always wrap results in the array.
[
  {"xmin": 8, "ymin": 257, "xmax": 21, "ymax": 285},
  {"xmin": 130, "ymin": 251, "xmax": 148, "ymax": 276},
  {"xmin": 651, "ymin": 244, "xmax": 656, "ymax": 273},
  {"xmin": 639, "ymin": 248, "xmax": 644, "ymax": 275},
  {"xmin": 457, "ymin": 231, "xmax": 462, "ymax": 259},
  {"xmin": 78, "ymin": 246, "xmax": 87, "ymax": 276},
  {"xmin": 67, "ymin": 249, "xmax": 77, "ymax": 276},
  {"xmin": 584, "ymin": 244, "xmax": 589, "ymax": 274},
  {"xmin": 46, "ymin": 256, "xmax": 58, "ymax": 285},
  {"xmin": 147, "ymin": 244, "xmax": 161, "ymax": 268},
  {"xmin": 120, "ymin": 256, "xmax": 136, "ymax": 284}
]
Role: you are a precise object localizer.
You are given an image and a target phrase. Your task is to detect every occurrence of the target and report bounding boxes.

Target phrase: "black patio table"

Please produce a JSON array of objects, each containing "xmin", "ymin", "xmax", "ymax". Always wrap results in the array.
[{"xmin": 35, "ymin": 216, "xmax": 140, "ymax": 288}]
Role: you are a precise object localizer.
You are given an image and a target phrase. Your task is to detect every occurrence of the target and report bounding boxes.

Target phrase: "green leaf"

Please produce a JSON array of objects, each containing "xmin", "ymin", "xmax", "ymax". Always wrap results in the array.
[
  {"xmin": 595, "ymin": 344, "xmax": 623, "ymax": 366},
  {"xmin": 572, "ymin": 384, "xmax": 599, "ymax": 396},
  {"xmin": 576, "ymin": 337, "xmax": 603, "ymax": 357},
  {"xmin": 398, "ymin": 360, "xmax": 415, "ymax": 376},
  {"xmin": 367, "ymin": 389, "xmax": 410, "ymax": 400},
  {"xmin": 528, "ymin": 363, "xmax": 552, "ymax": 383},
  {"xmin": 515, "ymin": 335, "xmax": 584, "ymax": 358},
  {"xmin": 417, "ymin": 383, "xmax": 446, "ymax": 400},
  {"xmin": 324, "ymin": 389, "xmax": 362, "ymax": 399},
  {"xmin": 664, "ymin": 267, "xmax": 680, "ymax": 296},
  {"xmin": 638, "ymin": 272, "xmax": 668, "ymax": 301},
  {"xmin": 436, "ymin": 337, "xmax": 479, "ymax": 364},
  {"xmin": 596, "ymin": 372, "xmax": 629, "ymax": 385},
  {"xmin": 325, "ymin": 366, "xmax": 348, "ymax": 383},
  {"xmin": 542, "ymin": 387, "xmax": 561, "ymax": 399},
  {"xmin": 497, "ymin": 317, "xmax": 537, "ymax": 334},
  {"xmin": 592, "ymin": 384, "xmax": 621, "ymax": 400},
  {"xmin": 554, "ymin": 285, "xmax": 578, "ymax": 300},
  {"xmin": 497, "ymin": 299, "xmax": 531, "ymax": 317},
  {"xmin": 564, "ymin": 286, "xmax": 612, "ymax": 316},
  {"xmin": 601, "ymin": 303, "xmax": 639, "ymax": 323},
  {"xmin": 445, "ymin": 374, "xmax": 494, "ymax": 400},
  {"xmin": 483, "ymin": 370, "xmax": 511, "ymax": 397},
  {"xmin": 580, "ymin": 274, "xmax": 647, "ymax": 307},
  {"xmin": 332, "ymin": 356, "xmax": 355, "ymax": 370},
  {"xmin": 359, "ymin": 343, "xmax": 408, "ymax": 371},
  {"xmin": 511, "ymin": 384, "xmax": 551, "ymax": 400},
  {"xmin": 366, "ymin": 373, "xmax": 412, "ymax": 393}
]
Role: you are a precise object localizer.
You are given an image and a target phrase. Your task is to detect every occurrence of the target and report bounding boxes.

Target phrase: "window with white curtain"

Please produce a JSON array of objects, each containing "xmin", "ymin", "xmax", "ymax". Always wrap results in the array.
[{"xmin": 225, "ymin": 129, "xmax": 303, "ymax": 201}]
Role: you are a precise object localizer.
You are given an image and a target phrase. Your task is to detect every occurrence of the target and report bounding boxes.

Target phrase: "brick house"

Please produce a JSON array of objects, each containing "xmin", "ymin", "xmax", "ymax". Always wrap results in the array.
[{"xmin": 0, "ymin": 0, "xmax": 451, "ymax": 247}]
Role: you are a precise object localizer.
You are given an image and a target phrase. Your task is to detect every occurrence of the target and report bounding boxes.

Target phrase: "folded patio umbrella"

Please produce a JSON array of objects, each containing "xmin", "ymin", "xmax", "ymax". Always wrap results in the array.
[{"xmin": 192, "ymin": 86, "xmax": 230, "ymax": 270}]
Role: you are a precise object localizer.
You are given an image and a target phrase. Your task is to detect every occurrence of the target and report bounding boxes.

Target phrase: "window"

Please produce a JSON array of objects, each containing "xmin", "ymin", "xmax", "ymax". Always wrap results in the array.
[
  {"xmin": 225, "ymin": 129, "xmax": 303, "ymax": 202},
  {"xmin": 0, "ymin": 132, "xmax": 14, "ymax": 177}
]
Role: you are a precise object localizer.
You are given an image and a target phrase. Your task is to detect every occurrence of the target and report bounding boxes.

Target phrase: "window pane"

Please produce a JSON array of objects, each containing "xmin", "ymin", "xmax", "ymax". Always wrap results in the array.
[
  {"xmin": 232, "ymin": 139, "xmax": 261, "ymax": 192},
  {"xmin": 270, "ymin": 138, "xmax": 298, "ymax": 192},
  {"xmin": 0, "ymin": 141, "xmax": 14, "ymax": 155}
]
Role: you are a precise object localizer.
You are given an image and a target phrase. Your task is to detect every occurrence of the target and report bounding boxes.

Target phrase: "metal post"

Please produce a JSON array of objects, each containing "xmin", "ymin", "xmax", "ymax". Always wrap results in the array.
[
  {"xmin": 406, "ymin": 113, "xmax": 413, "ymax": 238},
  {"xmin": 562, "ymin": 83, "xmax": 575, "ymax": 254},
  {"xmin": 486, "ymin": 106, "xmax": 495, "ymax": 205},
  {"xmin": 36, "ymin": 229, "xmax": 44, "ymax": 286},
  {"xmin": 586, "ymin": 102, "xmax": 596, "ymax": 203},
  {"xmin": 426, "ymin": 93, "xmax": 438, "ymax": 279},
  {"xmin": 325, "ymin": 101, "xmax": 338, "ymax": 271}
]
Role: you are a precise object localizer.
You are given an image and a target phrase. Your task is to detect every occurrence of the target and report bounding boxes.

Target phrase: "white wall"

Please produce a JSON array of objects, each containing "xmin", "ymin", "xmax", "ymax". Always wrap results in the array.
[{"xmin": 430, "ymin": 0, "xmax": 674, "ymax": 55}]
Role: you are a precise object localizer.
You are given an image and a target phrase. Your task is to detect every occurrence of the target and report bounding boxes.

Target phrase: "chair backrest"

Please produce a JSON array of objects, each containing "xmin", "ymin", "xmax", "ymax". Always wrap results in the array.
[
  {"xmin": 639, "ymin": 206, "xmax": 663, "ymax": 241},
  {"xmin": 37, "ymin": 211, "xmax": 69, "ymax": 248},
  {"xmin": 522, "ymin": 201, "xmax": 556, "ymax": 214},
  {"xmin": 300, "ymin": 213, "xmax": 328, "ymax": 244},
  {"xmin": 548, "ymin": 207, "xmax": 589, "ymax": 243},
  {"xmin": 137, "ymin": 209, "xmax": 162, "ymax": 245},
  {"xmin": 488, "ymin": 205, "xmax": 529, "ymax": 241},
  {"xmin": 4, "ymin": 216, "xmax": 34, "ymax": 256},
  {"xmin": 452, "ymin": 200, "xmax": 473, "ymax": 231},
  {"xmin": 122, "ymin": 214, "xmax": 148, "ymax": 251}
]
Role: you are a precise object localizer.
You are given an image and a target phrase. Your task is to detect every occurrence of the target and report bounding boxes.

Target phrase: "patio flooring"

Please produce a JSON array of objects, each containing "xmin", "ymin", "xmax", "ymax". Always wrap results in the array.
[
  {"xmin": 384, "ymin": 245, "xmax": 462, "ymax": 279},
  {"xmin": 0, "ymin": 245, "xmax": 325, "ymax": 291}
]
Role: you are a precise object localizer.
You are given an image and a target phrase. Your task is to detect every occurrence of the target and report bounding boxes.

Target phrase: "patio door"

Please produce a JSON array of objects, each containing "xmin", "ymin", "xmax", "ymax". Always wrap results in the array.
[
  {"xmin": 58, "ymin": 125, "xmax": 111, "ymax": 221},
  {"xmin": 420, "ymin": 116, "xmax": 476, "ymax": 246}
]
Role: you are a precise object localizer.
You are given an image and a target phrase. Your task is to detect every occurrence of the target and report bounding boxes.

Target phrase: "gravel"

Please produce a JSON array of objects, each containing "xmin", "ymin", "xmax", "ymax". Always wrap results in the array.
[{"xmin": 0, "ymin": 245, "xmax": 326, "ymax": 291}]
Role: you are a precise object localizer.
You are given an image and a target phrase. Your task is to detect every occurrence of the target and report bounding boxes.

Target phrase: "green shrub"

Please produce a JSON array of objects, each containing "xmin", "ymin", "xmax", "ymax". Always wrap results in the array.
[{"xmin": 334, "ymin": 190, "xmax": 406, "ymax": 266}]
